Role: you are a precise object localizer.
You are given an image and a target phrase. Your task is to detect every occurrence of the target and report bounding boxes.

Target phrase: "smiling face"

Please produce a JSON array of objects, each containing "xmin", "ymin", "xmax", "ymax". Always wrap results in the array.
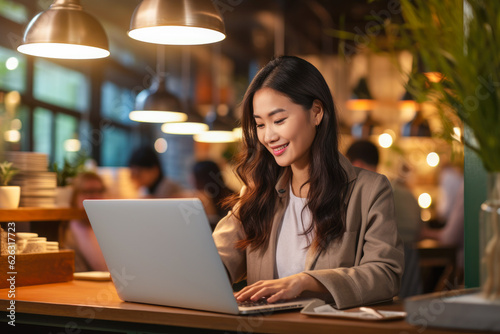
[{"xmin": 253, "ymin": 87, "xmax": 323, "ymax": 171}]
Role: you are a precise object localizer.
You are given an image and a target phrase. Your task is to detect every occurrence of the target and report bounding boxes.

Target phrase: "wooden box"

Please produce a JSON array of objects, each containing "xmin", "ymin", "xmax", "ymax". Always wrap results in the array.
[{"xmin": 0, "ymin": 250, "xmax": 74, "ymax": 288}]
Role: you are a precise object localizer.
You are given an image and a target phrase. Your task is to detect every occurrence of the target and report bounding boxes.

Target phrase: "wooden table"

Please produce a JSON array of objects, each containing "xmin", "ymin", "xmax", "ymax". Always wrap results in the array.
[
  {"xmin": 0, "ymin": 280, "xmax": 480, "ymax": 334},
  {"xmin": 418, "ymin": 239, "xmax": 459, "ymax": 292}
]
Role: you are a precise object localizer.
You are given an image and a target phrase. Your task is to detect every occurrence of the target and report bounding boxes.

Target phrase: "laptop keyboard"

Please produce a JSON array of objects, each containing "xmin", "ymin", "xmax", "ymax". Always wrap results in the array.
[{"xmin": 237, "ymin": 298, "xmax": 269, "ymax": 307}]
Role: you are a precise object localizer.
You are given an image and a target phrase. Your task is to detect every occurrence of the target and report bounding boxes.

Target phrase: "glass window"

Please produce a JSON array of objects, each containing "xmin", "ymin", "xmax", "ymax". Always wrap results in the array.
[
  {"xmin": 33, "ymin": 107, "xmax": 53, "ymax": 158},
  {"xmin": 54, "ymin": 113, "xmax": 78, "ymax": 166},
  {"xmin": 34, "ymin": 59, "xmax": 90, "ymax": 112},
  {"xmin": 101, "ymin": 127, "xmax": 131, "ymax": 167},
  {"xmin": 0, "ymin": 45, "xmax": 26, "ymax": 92},
  {"xmin": 16, "ymin": 105, "xmax": 30, "ymax": 151},
  {"xmin": 101, "ymin": 81, "xmax": 135, "ymax": 125},
  {"xmin": 78, "ymin": 119, "xmax": 92, "ymax": 154},
  {"xmin": 0, "ymin": 0, "xmax": 28, "ymax": 24}
]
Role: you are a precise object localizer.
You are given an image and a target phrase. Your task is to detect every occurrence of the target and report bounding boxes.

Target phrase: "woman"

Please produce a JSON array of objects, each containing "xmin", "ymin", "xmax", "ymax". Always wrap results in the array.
[
  {"xmin": 128, "ymin": 146, "xmax": 184, "ymax": 198},
  {"xmin": 192, "ymin": 160, "xmax": 234, "ymax": 228},
  {"xmin": 64, "ymin": 171, "xmax": 107, "ymax": 272},
  {"xmin": 213, "ymin": 56, "xmax": 404, "ymax": 309}
]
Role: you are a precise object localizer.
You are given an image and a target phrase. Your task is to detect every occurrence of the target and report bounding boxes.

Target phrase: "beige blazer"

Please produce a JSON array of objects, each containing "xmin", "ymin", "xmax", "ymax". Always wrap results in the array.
[{"xmin": 213, "ymin": 154, "xmax": 404, "ymax": 309}]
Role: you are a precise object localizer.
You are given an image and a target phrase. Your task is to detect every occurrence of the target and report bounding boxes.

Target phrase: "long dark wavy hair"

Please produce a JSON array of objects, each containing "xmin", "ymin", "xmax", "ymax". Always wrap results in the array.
[{"xmin": 226, "ymin": 56, "xmax": 349, "ymax": 253}]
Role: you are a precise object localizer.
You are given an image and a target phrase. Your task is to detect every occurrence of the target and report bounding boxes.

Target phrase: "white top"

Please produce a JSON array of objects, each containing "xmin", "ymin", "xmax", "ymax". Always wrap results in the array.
[{"xmin": 276, "ymin": 185, "xmax": 314, "ymax": 278}]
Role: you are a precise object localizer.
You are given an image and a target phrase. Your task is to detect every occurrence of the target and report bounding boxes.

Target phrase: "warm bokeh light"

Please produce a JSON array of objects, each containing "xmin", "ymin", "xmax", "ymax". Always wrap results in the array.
[
  {"xmin": 10, "ymin": 119, "xmax": 22, "ymax": 131},
  {"xmin": 194, "ymin": 131, "xmax": 236, "ymax": 143},
  {"xmin": 452, "ymin": 127, "xmax": 462, "ymax": 142},
  {"xmin": 4, "ymin": 130, "xmax": 21, "ymax": 143},
  {"xmin": 128, "ymin": 26, "xmax": 226, "ymax": 45},
  {"xmin": 5, "ymin": 91, "xmax": 21, "ymax": 106},
  {"xmin": 346, "ymin": 99, "xmax": 374, "ymax": 111},
  {"xmin": 232, "ymin": 127, "xmax": 242, "ymax": 140},
  {"xmin": 421, "ymin": 210, "xmax": 432, "ymax": 222},
  {"xmin": 129, "ymin": 111, "xmax": 188, "ymax": 123},
  {"xmin": 424, "ymin": 72, "xmax": 444, "ymax": 83},
  {"xmin": 378, "ymin": 133, "xmax": 393, "ymax": 148},
  {"xmin": 154, "ymin": 138, "xmax": 168, "ymax": 153},
  {"xmin": 418, "ymin": 193, "xmax": 432, "ymax": 209},
  {"xmin": 426, "ymin": 152, "xmax": 440, "ymax": 167},
  {"xmin": 64, "ymin": 139, "xmax": 81, "ymax": 152},
  {"xmin": 18, "ymin": 43, "xmax": 110, "ymax": 59},
  {"xmin": 6, "ymin": 57, "xmax": 19, "ymax": 70},
  {"xmin": 161, "ymin": 122, "xmax": 208, "ymax": 135},
  {"xmin": 399, "ymin": 101, "xmax": 418, "ymax": 123}
]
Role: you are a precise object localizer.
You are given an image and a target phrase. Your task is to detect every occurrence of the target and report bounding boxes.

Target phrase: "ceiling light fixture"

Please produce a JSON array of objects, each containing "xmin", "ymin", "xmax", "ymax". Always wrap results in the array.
[
  {"xmin": 129, "ymin": 46, "xmax": 187, "ymax": 123},
  {"xmin": 17, "ymin": 0, "xmax": 110, "ymax": 59},
  {"xmin": 346, "ymin": 78, "xmax": 375, "ymax": 111},
  {"xmin": 161, "ymin": 48, "xmax": 208, "ymax": 134},
  {"xmin": 193, "ymin": 109, "xmax": 237, "ymax": 143},
  {"xmin": 402, "ymin": 110, "xmax": 431, "ymax": 137},
  {"xmin": 351, "ymin": 112, "xmax": 379, "ymax": 138},
  {"xmin": 128, "ymin": 0, "xmax": 226, "ymax": 45}
]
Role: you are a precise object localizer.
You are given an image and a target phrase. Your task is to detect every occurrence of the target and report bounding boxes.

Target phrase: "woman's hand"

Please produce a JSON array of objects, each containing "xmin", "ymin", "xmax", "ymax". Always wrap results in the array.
[{"xmin": 234, "ymin": 273, "xmax": 325, "ymax": 303}]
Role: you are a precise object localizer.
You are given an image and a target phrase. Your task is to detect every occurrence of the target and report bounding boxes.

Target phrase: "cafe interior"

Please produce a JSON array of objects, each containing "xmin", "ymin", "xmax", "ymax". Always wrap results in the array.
[{"xmin": 0, "ymin": 0, "xmax": 496, "ymax": 333}]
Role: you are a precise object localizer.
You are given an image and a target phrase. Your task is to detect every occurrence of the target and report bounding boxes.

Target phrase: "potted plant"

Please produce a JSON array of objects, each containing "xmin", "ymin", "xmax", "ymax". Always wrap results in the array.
[
  {"xmin": 52, "ymin": 159, "xmax": 78, "ymax": 208},
  {"xmin": 393, "ymin": 0, "xmax": 500, "ymax": 301},
  {"xmin": 0, "ymin": 161, "xmax": 20, "ymax": 209},
  {"xmin": 52, "ymin": 154, "xmax": 89, "ymax": 207},
  {"xmin": 339, "ymin": 0, "xmax": 498, "ymax": 299}
]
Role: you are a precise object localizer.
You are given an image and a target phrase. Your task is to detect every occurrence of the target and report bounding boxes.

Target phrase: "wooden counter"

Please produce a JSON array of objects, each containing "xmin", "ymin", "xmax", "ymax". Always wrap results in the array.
[
  {"xmin": 0, "ymin": 207, "xmax": 87, "ymax": 244},
  {"xmin": 0, "ymin": 280, "xmax": 480, "ymax": 334}
]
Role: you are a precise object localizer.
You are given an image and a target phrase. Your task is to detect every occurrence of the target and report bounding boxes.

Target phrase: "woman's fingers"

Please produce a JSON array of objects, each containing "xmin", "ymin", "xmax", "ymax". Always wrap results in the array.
[
  {"xmin": 234, "ymin": 277, "xmax": 301, "ymax": 302},
  {"xmin": 267, "ymin": 290, "xmax": 286, "ymax": 304},
  {"xmin": 234, "ymin": 284, "xmax": 262, "ymax": 300},
  {"xmin": 247, "ymin": 286, "xmax": 276, "ymax": 301}
]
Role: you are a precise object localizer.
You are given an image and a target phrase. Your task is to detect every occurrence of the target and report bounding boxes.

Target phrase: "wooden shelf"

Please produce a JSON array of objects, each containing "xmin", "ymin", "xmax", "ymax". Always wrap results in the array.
[{"xmin": 0, "ymin": 207, "xmax": 86, "ymax": 222}]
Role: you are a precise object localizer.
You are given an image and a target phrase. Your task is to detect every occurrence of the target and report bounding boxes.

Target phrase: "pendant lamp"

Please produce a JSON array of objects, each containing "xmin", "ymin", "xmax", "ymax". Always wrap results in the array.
[
  {"xmin": 17, "ymin": 0, "xmax": 110, "ymax": 59},
  {"xmin": 193, "ymin": 108, "xmax": 237, "ymax": 143},
  {"xmin": 346, "ymin": 78, "xmax": 374, "ymax": 111},
  {"xmin": 351, "ymin": 112, "xmax": 379, "ymax": 139},
  {"xmin": 161, "ymin": 48, "xmax": 208, "ymax": 134},
  {"xmin": 129, "ymin": 47, "xmax": 187, "ymax": 123},
  {"xmin": 128, "ymin": 0, "xmax": 226, "ymax": 45},
  {"xmin": 402, "ymin": 110, "xmax": 431, "ymax": 137},
  {"xmin": 130, "ymin": 77, "xmax": 187, "ymax": 123},
  {"xmin": 399, "ymin": 89, "xmax": 419, "ymax": 123},
  {"xmin": 161, "ymin": 104, "xmax": 208, "ymax": 134}
]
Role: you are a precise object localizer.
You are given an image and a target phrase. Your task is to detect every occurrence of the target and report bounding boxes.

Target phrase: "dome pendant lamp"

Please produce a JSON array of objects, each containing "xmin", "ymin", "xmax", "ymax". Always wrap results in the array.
[
  {"xmin": 161, "ymin": 48, "xmax": 208, "ymax": 134},
  {"xmin": 17, "ymin": 0, "xmax": 110, "ymax": 59},
  {"xmin": 129, "ymin": 46, "xmax": 187, "ymax": 123},
  {"xmin": 128, "ymin": 0, "xmax": 226, "ymax": 45},
  {"xmin": 129, "ymin": 76, "xmax": 188, "ymax": 123}
]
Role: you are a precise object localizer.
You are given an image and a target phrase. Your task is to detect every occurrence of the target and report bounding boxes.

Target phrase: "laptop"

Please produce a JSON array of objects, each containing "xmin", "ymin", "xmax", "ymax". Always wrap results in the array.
[{"xmin": 83, "ymin": 198, "xmax": 317, "ymax": 315}]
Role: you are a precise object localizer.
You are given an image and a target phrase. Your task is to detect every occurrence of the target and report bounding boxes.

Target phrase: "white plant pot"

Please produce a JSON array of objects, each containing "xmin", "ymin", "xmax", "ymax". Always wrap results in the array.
[
  {"xmin": 55, "ymin": 186, "xmax": 74, "ymax": 208},
  {"xmin": 0, "ymin": 186, "xmax": 21, "ymax": 209}
]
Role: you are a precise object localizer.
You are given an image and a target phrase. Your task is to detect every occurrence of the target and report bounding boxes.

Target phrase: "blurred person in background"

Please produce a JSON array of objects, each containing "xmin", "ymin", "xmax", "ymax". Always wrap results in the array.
[
  {"xmin": 128, "ymin": 146, "xmax": 184, "ymax": 198},
  {"xmin": 436, "ymin": 164, "xmax": 464, "ymax": 225},
  {"xmin": 192, "ymin": 160, "xmax": 234, "ymax": 229},
  {"xmin": 346, "ymin": 139, "xmax": 423, "ymax": 298},
  {"xmin": 421, "ymin": 165, "xmax": 464, "ymax": 282},
  {"xmin": 63, "ymin": 171, "xmax": 107, "ymax": 272}
]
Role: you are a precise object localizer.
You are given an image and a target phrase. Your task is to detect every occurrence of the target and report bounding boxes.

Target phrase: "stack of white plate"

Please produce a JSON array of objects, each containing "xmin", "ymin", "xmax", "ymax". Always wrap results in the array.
[
  {"xmin": 6, "ymin": 152, "xmax": 57, "ymax": 208},
  {"xmin": 5, "ymin": 151, "xmax": 48, "ymax": 172}
]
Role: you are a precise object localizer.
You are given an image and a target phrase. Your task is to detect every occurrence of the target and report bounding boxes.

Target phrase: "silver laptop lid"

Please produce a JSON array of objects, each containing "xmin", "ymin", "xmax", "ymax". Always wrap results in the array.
[{"xmin": 83, "ymin": 198, "xmax": 239, "ymax": 314}]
